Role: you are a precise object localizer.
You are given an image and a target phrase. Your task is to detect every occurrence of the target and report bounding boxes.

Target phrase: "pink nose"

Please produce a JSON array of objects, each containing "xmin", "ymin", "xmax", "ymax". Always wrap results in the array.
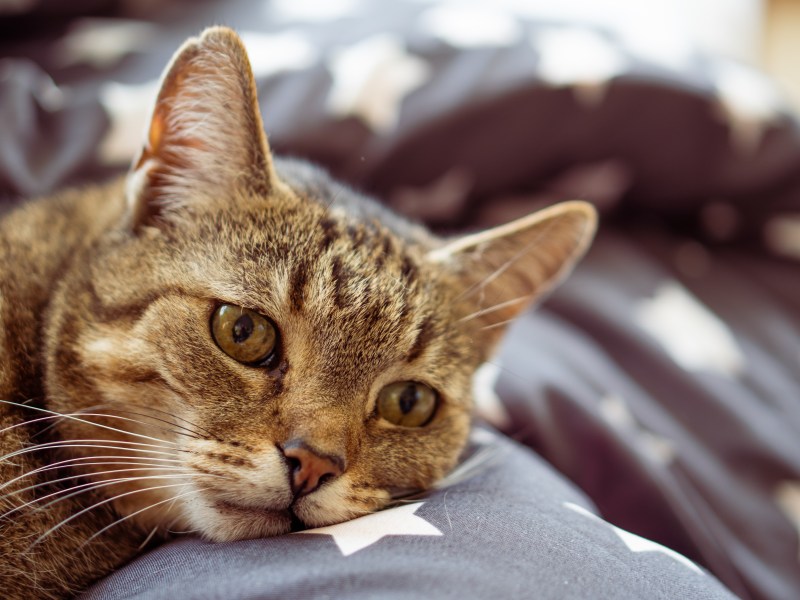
[{"xmin": 281, "ymin": 440, "xmax": 344, "ymax": 498}]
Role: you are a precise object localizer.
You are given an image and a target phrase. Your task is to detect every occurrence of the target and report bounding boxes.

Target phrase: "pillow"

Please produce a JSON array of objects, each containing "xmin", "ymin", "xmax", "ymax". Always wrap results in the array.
[{"xmin": 82, "ymin": 430, "xmax": 734, "ymax": 600}]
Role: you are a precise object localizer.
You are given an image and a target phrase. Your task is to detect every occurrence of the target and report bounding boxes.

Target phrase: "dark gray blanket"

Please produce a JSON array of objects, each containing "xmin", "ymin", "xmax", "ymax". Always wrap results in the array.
[{"xmin": 84, "ymin": 431, "xmax": 735, "ymax": 600}]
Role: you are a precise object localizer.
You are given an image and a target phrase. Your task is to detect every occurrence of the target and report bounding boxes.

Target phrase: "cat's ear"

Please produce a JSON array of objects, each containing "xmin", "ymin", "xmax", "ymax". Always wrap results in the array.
[
  {"xmin": 125, "ymin": 26, "xmax": 276, "ymax": 229},
  {"xmin": 428, "ymin": 201, "xmax": 597, "ymax": 346}
]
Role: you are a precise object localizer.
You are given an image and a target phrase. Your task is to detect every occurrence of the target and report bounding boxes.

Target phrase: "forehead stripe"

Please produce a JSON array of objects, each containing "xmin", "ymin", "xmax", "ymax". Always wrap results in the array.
[{"xmin": 406, "ymin": 316, "xmax": 434, "ymax": 363}]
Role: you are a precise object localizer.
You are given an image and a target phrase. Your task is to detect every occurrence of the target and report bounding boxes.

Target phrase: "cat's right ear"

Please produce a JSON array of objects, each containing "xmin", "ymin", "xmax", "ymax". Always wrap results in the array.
[
  {"xmin": 428, "ymin": 201, "xmax": 597, "ymax": 349},
  {"xmin": 125, "ymin": 27, "xmax": 279, "ymax": 230}
]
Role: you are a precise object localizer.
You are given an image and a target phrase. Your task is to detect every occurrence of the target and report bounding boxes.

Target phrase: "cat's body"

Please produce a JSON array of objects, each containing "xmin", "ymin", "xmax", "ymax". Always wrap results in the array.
[
  {"xmin": 0, "ymin": 28, "xmax": 595, "ymax": 599},
  {"xmin": 0, "ymin": 182, "xmax": 142, "ymax": 596}
]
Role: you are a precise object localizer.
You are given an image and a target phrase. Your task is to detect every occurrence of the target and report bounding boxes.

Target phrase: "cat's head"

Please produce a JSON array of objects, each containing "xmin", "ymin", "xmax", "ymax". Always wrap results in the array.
[{"xmin": 45, "ymin": 28, "xmax": 596, "ymax": 542}]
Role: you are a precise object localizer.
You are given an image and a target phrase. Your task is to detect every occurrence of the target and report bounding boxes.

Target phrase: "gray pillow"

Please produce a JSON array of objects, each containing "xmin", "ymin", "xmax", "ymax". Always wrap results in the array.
[{"xmin": 82, "ymin": 430, "xmax": 734, "ymax": 600}]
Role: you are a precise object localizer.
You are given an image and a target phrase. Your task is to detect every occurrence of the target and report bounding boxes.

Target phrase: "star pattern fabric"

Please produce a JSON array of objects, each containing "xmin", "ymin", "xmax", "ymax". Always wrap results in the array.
[
  {"xmin": 634, "ymin": 282, "xmax": 744, "ymax": 376},
  {"xmin": 533, "ymin": 27, "xmax": 627, "ymax": 106},
  {"xmin": 775, "ymin": 481, "xmax": 800, "ymax": 561},
  {"xmin": 59, "ymin": 19, "xmax": 156, "ymax": 68},
  {"xmin": 296, "ymin": 502, "xmax": 442, "ymax": 556},
  {"xmin": 98, "ymin": 80, "xmax": 160, "ymax": 165},
  {"xmin": 711, "ymin": 60, "xmax": 784, "ymax": 154},
  {"xmin": 565, "ymin": 503, "xmax": 703, "ymax": 575},
  {"xmin": 599, "ymin": 394, "xmax": 676, "ymax": 466},
  {"xmin": 239, "ymin": 31, "xmax": 318, "ymax": 79},
  {"xmin": 326, "ymin": 34, "xmax": 430, "ymax": 133},
  {"xmin": 84, "ymin": 434, "xmax": 735, "ymax": 600}
]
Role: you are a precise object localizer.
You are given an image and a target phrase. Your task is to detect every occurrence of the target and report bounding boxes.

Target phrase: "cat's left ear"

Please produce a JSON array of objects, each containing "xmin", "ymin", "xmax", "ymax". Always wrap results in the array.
[
  {"xmin": 125, "ymin": 26, "xmax": 277, "ymax": 229},
  {"xmin": 428, "ymin": 201, "xmax": 597, "ymax": 347}
]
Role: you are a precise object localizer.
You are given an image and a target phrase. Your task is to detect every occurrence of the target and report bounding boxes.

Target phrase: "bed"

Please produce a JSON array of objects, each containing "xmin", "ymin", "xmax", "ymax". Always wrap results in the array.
[{"xmin": 1, "ymin": 1, "xmax": 798, "ymax": 598}]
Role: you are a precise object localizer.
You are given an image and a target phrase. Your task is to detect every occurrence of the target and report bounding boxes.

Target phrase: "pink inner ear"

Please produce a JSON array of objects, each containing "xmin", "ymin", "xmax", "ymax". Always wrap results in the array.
[{"xmin": 126, "ymin": 27, "xmax": 276, "ymax": 228}]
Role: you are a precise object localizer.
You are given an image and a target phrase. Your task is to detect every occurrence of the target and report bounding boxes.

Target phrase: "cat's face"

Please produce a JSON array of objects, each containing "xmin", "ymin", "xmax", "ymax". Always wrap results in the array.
[{"xmin": 44, "ymin": 28, "xmax": 595, "ymax": 542}]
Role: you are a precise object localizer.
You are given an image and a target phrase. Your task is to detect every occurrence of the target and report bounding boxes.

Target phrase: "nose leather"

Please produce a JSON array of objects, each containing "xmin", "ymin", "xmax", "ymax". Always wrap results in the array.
[{"xmin": 281, "ymin": 440, "xmax": 344, "ymax": 498}]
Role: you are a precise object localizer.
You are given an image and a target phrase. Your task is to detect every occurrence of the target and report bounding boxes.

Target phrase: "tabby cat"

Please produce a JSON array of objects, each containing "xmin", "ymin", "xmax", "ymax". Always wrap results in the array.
[{"xmin": 0, "ymin": 27, "xmax": 596, "ymax": 598}]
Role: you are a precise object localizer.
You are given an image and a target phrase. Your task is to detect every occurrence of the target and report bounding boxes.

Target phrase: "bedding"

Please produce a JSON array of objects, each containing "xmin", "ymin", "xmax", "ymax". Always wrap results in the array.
[{"xmin": 1, "ymin": 1, "xmax": 798, "ymax": 599}]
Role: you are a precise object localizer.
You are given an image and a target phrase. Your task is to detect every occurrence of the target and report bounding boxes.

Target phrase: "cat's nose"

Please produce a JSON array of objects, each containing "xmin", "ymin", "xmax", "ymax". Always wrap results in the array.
[{"xmin": 281, "ymin": 440, "xmax": 344, "ymax": 498}]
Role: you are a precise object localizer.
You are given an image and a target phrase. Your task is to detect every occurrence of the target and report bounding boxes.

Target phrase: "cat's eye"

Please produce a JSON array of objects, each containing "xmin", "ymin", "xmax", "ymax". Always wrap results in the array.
[
  {"xmin": 377, "ymin": 381, "xmax": 438, "ymax": 428},
  {"xmin": 211, "ymin": 304, "xmax": 277, "ymax": 365}
]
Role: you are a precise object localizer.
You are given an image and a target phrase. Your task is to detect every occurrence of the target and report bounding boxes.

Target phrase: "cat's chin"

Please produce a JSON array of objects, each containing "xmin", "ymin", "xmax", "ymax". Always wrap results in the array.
[{"xmin": 189, "ymin": 498, "xmax": 294, "ymax": 542}]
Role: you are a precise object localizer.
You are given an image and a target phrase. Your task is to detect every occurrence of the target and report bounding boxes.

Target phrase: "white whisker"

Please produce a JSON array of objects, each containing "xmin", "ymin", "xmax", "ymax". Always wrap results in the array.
[
  {"xmin": 0, "ymin": 401, "xmax": 178, "ymax": 446},
  {"xmin": 89, "ymin": 407, "xmax": 207, "ymax": 440},
  {"xmin": 7, "ymin": 474, "xmax": 197, "ymax": 520},
  {"xmin": 138, "ymin": 525, "xmax": 160, "ymax": 551},
  {"xmin": 0, "ymin": 442, "xmax": 180, "ymax": 464},
  {"xmin": 86, "ymin": 486, "xmax": 208, "ymax": 545},
  {"xmin": 455, "ymin": 216, "xmax": 561, "ymax": 303},
  {"xmin": 1, "ymin": 465, "xmax": 212, "ymax": 504},
  {"xmin": 0, "ymin": 455, "xmax": 185, "ymax": 493},
  {"xmin": 458, "ymin": 295, "xmax": 529, "ymax": 324},
  {"xmin": 31, "ymin": 481, "xmax": 193, "ymax": 548},
  {"xmin": 480, "ymin": 317, "xmax": 517, "ymax": 331}
]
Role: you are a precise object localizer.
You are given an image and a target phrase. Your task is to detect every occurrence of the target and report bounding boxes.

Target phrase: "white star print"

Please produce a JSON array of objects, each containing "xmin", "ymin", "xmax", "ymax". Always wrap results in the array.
[
  {"xmin": 764, "ymin": 214, "xmax": 800, "ymax": 260},
  {"xmin": 565, "ymin": 502, "xmax": 703, "ymax": 574},
  {"xmin": 418, "ymin": 5, "xmax": 522, "ymax": 48},
  {"xmin": 239, "ymin": 31, "xmax": 318, "ymax": 79},
  {"xmin": 711, "ymin": 60, "xmax": 784, "ymax": 154},
  {"xmin": 775, "ymin": 481, "xmax": 800, "ymax": 561},
  {"xmin": 266, "ymin": 0, "xmax": 360, "ymax": 23},
  {"xmin": 532, "ymin": 27, "xmax": 627, "ymax": 106},
  {"xmin": 296, "ymin": 502, "xmax": 442, "ymax": 556},
  {"xmin": 599, "ymin": 394, "xmax": 675, "ymax": 466},
  {"xmin": 59, "ymin": 19, "xmax": 156, "ymax": 68},
  {"xmin": 472, "ymin": 362, "xmax": 512, "ymax": 429},
  {"xmin": 635, "ymin": 282, "xmax": 744, "ymax": 376},
  {"xmin": 97, "ymin": 30, "xmax": 316, "ymax": 167},
  {"xmin": 326, "ymin": 34, "xmax": 430, "ymax": 133},
  {"xmin": 98, "ymin": 79, "xmax": 160, "ymax": 165}
]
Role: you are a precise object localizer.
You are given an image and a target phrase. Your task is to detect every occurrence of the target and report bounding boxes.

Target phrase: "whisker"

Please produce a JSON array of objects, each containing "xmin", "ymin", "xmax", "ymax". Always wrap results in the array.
[
  {"xmin": 31, "ymin": 481, "xmax": 194, "ymax": 548},
  {"xmin": 433, "ymin": 443, "xmax": 504, "ymax": 490},
  {"xmin": 66, "ymin": 411, "xmax": 185, "ymax": 443},
  {"xmin": 7, "ymin": 474, "xmax": 197, "ymax": 521},
  {"xmin": 1, "ymin": 466, "xmax": 208, "ymax": 504},
  {"xmin": 458, "ymin": 295, "xmax": 529, "ymax": 324},
  {"xmin": 30, "ymin": 403, "xmax": 111, "ymax": 439},
  {"xmin": 455, "ymin": 215, "xmax": 561, "ymax": 303},
  {"xmin": 87, "ymin": 406, "xmax": 209, "ymax": 440},
  {"xmin": 0, "ymin": 401, "xmax": 178, "ymax": 446},
  {"xmin": 0, "ymin": 455, "xmax": 185, "ymax": 493},
  {"xmin": 138, "ymin": 525, "xmax": 160, "ymax": 551},
  {"xmin": 166, "ymin": 526, "xmax": 202, "ymax": 534},
  {"xmin": 85, "ymin": 486, "xmax": 208, "ymax": 546},
  {"xmin": 0, "ymin": 414, "xmax": 78, "ymax": 437},
  {"xmin": 0, "ymin": 442, "xmax": 181, "ymax": 464},
  {"xmin": 479, "ymin": 317, "xmax": 517, "ymax": 331}
]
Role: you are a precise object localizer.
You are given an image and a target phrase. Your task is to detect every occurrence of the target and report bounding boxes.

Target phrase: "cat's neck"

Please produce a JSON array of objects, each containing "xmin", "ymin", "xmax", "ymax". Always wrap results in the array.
[{"xmin": 0, "ymin": 179, "xmax": 125, "ymax": 400}]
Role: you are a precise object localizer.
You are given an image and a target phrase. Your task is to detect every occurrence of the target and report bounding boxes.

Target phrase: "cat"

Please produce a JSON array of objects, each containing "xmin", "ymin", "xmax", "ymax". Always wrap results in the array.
[{"xmin": 0, "ymin": 27, "xmax": 596, "ymax": 599}]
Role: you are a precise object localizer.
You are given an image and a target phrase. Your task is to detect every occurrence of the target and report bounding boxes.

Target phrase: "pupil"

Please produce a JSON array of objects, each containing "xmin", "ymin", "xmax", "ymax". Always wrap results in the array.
[
  {"xmin": 232, "ymin": 314, "xmax": 254, "ymax": 343},
  {"xmin": 398, "ymin": 385, "xmax": 417, "ymax": 414}
]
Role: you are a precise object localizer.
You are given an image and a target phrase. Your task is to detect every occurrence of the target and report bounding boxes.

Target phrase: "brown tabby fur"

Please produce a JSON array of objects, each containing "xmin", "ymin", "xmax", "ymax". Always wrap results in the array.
[{"xmin": 0, "ymin": 28, "xmax": 596, "ymax": 598}]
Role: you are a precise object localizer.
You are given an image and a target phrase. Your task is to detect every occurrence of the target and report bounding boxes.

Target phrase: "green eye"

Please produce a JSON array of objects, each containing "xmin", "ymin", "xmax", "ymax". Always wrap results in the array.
[
  {"xmin": 211, "ymin": 304, "xmax": 277, "ymax": 365},
  {"xmin": 377, "ymin": 381, "xmax": 438, "ymax": 427}
]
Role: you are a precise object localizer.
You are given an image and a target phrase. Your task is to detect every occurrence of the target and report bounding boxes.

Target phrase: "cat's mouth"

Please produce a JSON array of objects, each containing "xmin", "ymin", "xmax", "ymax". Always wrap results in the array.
[
  {"xmin": 214, "ymin": 499, "xmax": 309, "ymax": 530},
  {"xmin": 214, "ymin": 499, "xmax": 290, "ymax": 520}
]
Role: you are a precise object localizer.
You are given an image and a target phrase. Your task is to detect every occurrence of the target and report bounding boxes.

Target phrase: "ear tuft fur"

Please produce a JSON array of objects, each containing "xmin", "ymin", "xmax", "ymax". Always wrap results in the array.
[
  {"xmin": 126, "ymin": 26, "xmax": 275, "ymax": 228},
  {"xmin": 430, "ymin": 200, "xmax": 597, "ymax": 346}
]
